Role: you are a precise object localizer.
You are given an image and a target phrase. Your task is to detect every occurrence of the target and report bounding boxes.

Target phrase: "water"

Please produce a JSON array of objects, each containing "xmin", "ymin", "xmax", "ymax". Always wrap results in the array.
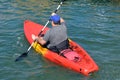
[{"xmin": 0, "ymin": 0, "xmax": 120, "ymax": 80}]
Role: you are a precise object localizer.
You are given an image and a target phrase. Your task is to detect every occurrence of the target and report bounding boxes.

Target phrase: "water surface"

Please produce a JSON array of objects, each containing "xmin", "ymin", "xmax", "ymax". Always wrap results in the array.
[{"xmin": 0, "ymin": 0, "xmax": 120, "ymax": 80}]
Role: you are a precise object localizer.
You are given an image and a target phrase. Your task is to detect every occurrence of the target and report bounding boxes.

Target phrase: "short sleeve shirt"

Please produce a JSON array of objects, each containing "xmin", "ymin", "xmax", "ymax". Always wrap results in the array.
[{"xmin": 43, "ymin": 22, "xmax": 67, "ymax": 48}]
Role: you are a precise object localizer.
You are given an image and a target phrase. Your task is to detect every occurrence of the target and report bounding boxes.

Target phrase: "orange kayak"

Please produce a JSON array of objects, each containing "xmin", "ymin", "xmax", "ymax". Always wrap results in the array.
[{"xmin": 24, "ymin": 20, "xmax": 99, "ymax": 76}]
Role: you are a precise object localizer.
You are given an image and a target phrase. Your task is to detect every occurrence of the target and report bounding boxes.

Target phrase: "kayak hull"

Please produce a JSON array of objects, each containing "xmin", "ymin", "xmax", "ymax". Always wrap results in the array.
[{"xmin": 24, "ymin": 20, "xmax": 99, "ymax": 76}]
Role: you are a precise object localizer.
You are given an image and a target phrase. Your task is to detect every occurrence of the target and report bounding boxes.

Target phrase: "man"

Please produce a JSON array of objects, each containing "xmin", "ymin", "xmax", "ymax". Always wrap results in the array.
[
  {"xmin": 32, "ymin": 13, "xmax": 81, "ymax": 62},
  {"xmin": 32, "ymin": 13, "xmax": 69, "ymax": 54}
]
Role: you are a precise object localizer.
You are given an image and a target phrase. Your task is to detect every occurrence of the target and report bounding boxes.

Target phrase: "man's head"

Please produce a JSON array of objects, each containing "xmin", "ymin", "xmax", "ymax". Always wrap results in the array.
[{"xmin": 50, "ymin": 14, "xmax": 61, "ymax": 25}]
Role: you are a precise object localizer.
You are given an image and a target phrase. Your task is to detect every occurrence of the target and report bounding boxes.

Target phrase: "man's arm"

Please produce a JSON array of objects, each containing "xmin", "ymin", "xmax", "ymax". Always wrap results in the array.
[
  {"xmin": 60, "ymin": 17, "xmax": 65, "ymax": 23},
  {"xmin": 37, "ymin": 37, "xmax": 46, "ymax": 45}
]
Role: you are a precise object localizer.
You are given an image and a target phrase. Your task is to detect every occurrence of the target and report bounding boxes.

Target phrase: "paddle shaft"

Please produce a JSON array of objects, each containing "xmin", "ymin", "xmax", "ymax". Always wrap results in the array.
[{"xmin": 26, "ymin": 0, "xmax": 64, "ymax": 54}]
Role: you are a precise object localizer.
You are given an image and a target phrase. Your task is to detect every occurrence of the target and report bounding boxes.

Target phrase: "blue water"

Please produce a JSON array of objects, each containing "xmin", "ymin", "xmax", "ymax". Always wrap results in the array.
[{"xmin": 0, "ymin": 0, "xmax": 120, "ymax": 80}]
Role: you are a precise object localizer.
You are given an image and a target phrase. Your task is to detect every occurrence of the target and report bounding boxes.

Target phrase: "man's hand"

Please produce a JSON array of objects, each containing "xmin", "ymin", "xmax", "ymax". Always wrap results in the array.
[
  {"xmin": 32, "ymin": 34, "xmax": 46, "ymax": 45},
  {"xmin": 32, "ymin": 34, "xmax": 38, "ymax": 40}
]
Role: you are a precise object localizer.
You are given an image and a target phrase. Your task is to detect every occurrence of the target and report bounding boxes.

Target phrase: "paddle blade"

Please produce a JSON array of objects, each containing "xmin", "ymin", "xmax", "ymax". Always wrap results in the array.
[{"xmin": 15, "ymin": 52, "xmax": 28, "ymax": 62}]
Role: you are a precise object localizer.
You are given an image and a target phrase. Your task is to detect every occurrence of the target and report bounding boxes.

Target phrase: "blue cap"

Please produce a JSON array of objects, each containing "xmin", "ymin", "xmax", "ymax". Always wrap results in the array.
[{"xmin": 50, "ymin": 14, "xmax": 60, "ymax": 23}]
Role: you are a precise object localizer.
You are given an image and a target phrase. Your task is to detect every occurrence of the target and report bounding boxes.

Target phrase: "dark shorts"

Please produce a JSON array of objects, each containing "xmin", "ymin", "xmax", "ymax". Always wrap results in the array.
[{"xmin": 48, "ymin": 39, "xmax": 69, "ymax": 54}]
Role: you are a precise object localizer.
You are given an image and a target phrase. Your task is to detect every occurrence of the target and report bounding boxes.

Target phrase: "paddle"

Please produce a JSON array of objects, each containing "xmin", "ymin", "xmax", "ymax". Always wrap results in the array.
[{"xmin": 15, "ymin": 0, "xmax": 65, "ymax": 62}]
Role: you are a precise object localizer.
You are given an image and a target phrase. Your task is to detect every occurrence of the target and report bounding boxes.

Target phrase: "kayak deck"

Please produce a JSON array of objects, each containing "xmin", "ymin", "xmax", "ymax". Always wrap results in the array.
[{"xmin": 24, "ymin": 20, "xmax": 99, "ymax": 76}]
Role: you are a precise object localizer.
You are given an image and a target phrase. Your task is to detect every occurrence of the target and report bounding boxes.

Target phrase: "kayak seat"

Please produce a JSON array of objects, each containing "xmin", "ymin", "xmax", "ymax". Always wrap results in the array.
[{"xmin": 60, "ymin": 49, "xmax": 81, "ymax": 62}]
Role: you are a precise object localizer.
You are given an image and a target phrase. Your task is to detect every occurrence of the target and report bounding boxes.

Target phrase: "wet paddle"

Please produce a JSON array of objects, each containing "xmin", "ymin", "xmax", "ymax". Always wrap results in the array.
[{"xmin": 15, "ymin": 0, "xmax": 65, "ymax": 62}]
